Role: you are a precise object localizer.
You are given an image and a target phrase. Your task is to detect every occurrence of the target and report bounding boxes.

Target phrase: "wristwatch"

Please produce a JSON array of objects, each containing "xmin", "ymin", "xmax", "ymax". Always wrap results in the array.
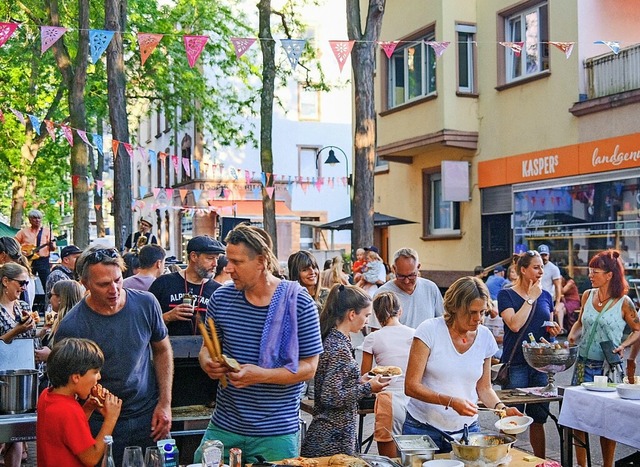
[{"xmin": 526, "ymin": 298, "xmax": 535, "ymax": 305}]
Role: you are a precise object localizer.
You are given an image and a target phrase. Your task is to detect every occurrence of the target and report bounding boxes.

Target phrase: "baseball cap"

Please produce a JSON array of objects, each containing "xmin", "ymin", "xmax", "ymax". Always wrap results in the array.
[
  {"xmin": 364, "ymin": 246, "xmax": 379, "ymax": 254},
  {"xmin": 61, "ymin": 245, "xmax": 82, "ymax": 259},
  {"xmin": 538, "ymin": 244, "xmax": 550, "ymax": 255},
  {"xmin": 187, "ymin": 235, "xmax": 226, "ymax": 254},
  {"xmin": 494, "ymin": 265, "xmax": 505, "ymax": 273}
]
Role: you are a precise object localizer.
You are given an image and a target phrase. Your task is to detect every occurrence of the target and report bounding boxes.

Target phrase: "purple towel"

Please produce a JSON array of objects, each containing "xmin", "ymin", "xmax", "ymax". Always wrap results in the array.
[{"xmin": 259, "ymin": 280, "xmax": 301, "ymax": 373}]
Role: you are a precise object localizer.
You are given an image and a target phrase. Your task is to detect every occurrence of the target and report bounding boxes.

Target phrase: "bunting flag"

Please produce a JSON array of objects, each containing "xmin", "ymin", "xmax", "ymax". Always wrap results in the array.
[
  {"xmin": 265, "ymin": 186, "xmax": 275, "ymax": 199},
  {"xmin": 0, "ymin": 23, "xmax": 18, "ymax": 48},
  {"xmin": 112, "ymin": 140, "xmax": 120, "ymax": 158},
  {"xmin": 27, "ymin": 114, "xmax": 41, "ymax": 135},
  {"xmin": 61, "ymin": 125, "xmax": 74, "ymax": 146},
  {"xmin": 231, "ymin": 37, "xmax": 256, "ymax": 59},
  {"xmin": 425, "ymin": 41, "xmax": 450, "ymax": 58},
  {"xmin": 183, "ymin": 35, "xmax": 209, "ymax": 68},
  {"xmin": 193, "ymin": 189, "xmax": 202, "ymax": 203},
  {"xmin": 137, "ymin": 146, "xmax": 147, "ymax": 162},
  {"xmin": 171, "ymin": 154, "xmax": 179, "ymax": 172},
  {"xmin": 549, "ymin": 41, "xmax": 575, "ymax": 59},
  {"xmin": 77, "ymin": 129, "xmax": 91, "ymax": 146},
  {"xmin": 148, "ymin": 149, "xmax": 156, "ymax": 165},
  {"xmin": 96, "ymin": 180, "xmax": 104, "ymax": 192},
  {"xmin": 89, "ymin": 29, "xmax": 115, "ymax": 63},
  {"xmin": 280, "ymin": 39, "xmax": 306, "ymax": 69},
  {"xmin": 594, "ymin": 40, "xmax": 620, "ymax": 55},
  {"xmin": 40, "ymin": 26, "xmax": 67, "ymax": 54},
  {"xmin": 329, "ymin": 40, "xmax": 355, "ymax": 72},
  {"xmin": 193, "ymin": 159, "xmax": 200, "ymax": 177},
  {"xmin": 45, "ymin": 120, "xmax": 56, "ymax": 140},
  {"xmin": 122, "ymin": 142, "xmax": 134, "ymax": 158},
  {"xmin": 181, "ymin": 157, "xmax": 191, "ymax": 176},
  {"xmin": 137, "ymin": 33, "xmax": 163, "ymax": 65},
  {"xmin": 165, "ymin": 188, "xmax": 174, "ymax": 199},
  {"xmin": 10, "ymin": 108, "xmax": 25, "ymax": 125},
  {"xmin": 139, "ymin": 186, "xmax": 148, "ymax": 198},
  {"xmin": 0, "ymin": 109, "xmax": 4, "ymax": 124},
  {"xmin": 499, "ymin": 41, "xmax": 524, "ymax": 57},
  {"xmin": 93, "ymin": 133, "xmax": 103, "ymax": 156},
  {"xmin": 179, "ymin": 189, "xmax": 188, "ymax": 202},
  {"xmin": 379, "ymin": 41, "xmax": 399, "ymax": 59}
]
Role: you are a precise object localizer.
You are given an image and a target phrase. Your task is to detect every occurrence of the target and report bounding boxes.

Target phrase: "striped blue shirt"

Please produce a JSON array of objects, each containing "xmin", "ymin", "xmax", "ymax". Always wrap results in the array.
[{"xmin": 208, "ymin": 283, "xmax": 322, "ymax": 436}]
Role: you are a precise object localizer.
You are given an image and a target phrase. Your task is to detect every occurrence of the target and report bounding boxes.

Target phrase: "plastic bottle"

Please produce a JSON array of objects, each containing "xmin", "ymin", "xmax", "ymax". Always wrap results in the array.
[
  {"xmin": 158, "ymin": 439, "xmax": 179, "ymax": 467},
  {"xmin": 101, "ymin": 435, "xmax": 115, "ymax": 467},
  {"xmin": 202, "ymin": 439, "xmax": 224, "ymax": 467}
]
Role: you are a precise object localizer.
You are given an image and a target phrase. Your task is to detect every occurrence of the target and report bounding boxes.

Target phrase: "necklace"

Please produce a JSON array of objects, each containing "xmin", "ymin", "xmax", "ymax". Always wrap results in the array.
[
  {"xmin": 597, "ymin": 289, "xmax": 610, "ymax": 307},
  {"xmin": 450, "ymin": 327, "xmax": 470, "ymax": 344}
]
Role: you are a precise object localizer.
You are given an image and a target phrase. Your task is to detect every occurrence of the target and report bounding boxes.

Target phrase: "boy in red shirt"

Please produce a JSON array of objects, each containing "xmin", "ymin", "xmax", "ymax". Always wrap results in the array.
[
  {"xmin": 352, "ymin": 248, "xmax": 367, "ymax": 282},
  {"xmin": 37, "ymin": 338, "xmax": 122, "ymax": 467}
]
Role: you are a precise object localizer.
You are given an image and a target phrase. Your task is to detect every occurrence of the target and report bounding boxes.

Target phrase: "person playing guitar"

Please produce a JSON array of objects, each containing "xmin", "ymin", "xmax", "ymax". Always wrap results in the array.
[{"xmin": 15, "ymin": 209, "xmax": 57, "ymax": 290}]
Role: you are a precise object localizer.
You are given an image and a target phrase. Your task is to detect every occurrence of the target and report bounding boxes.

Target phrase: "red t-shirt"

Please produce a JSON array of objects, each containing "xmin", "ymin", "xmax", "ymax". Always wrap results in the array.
[
  {"xmin": 37, "ymin": 388, "xmax": 96, "ymax": 467},
  {"xmin": 352, "ymin": 259, "xmax": 366, "ymax": 274}
]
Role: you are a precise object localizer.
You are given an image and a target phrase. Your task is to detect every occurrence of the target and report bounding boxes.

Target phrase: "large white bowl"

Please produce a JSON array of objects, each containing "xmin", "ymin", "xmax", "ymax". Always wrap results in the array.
[
  {"xmin": 423, "ymin": 461, "xmax": 464, "ymax": 467},
  {"xmin": 494, "ymin": 415, "xmax": 534, "ymax": 435},
  {"xmin": 617, "ymin": 383, "xmax": 640, "ymax": 400}
]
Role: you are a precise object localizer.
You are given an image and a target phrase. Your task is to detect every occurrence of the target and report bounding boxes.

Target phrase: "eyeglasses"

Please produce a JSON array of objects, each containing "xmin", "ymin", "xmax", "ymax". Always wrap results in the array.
[
  {"xmin": 588, "ymin": 268, "xmax": 607, "ymax": 275},
  {"xmin": 396, "ymin": 272, "xmax": 418, "ymax": 281},
  {"xmin": 10, "ymin": 279, "xmax": 29, "ymax": 287},
  {"xmin": 85, "ymin": 248, "xmax": 119, "ymax": 264}
]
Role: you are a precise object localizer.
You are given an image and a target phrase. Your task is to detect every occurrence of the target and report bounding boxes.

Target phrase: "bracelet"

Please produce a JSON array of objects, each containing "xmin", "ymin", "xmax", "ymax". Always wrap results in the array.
[
  {"xmin": 445, "ymin": 396, "xmax": 453, "ymax": 410},
  {"xmin": 494, "ymin": 401, "xmax": 506, "ymax": 410}
]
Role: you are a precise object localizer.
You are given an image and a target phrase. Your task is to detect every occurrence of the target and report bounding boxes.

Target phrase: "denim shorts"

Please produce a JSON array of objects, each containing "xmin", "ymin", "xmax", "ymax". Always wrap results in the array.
[
  {"xmin": 402, "ymin": 412, "xmax": 480, "ymax": 453},
  {"xmin": 571, "ymin": 357, "xmax": 604, "ymax": 385},
  {"xmin": 501, "ymin": 363, "xmax": 549, "ymax": 424}
]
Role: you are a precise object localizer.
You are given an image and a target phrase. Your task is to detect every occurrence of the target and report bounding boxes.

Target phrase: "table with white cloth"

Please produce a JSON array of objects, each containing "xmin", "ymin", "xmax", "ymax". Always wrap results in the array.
[{"xmin": 558, "ymin": 385, "xmax": 640, "ymax": 465}]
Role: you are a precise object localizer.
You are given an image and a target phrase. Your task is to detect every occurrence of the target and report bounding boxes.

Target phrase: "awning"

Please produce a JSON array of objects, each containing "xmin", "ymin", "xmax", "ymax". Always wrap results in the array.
[
  {"xmin": 317, "ymin": 212, "xmax": 417, "ymax": 231},
  {"xmin": 0, "ymin": 221, "xmax": 18, "ymax": 237}
]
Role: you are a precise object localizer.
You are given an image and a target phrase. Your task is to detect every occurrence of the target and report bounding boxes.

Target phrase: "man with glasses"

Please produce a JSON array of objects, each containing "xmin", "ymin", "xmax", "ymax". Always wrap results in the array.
[
  {"xmin": 369, "ymin": 247, "xmax": 444, "ymax": 329},
  {"xmin": 56, "ymin": 246, "xmax": 173, "ymax": 466}
]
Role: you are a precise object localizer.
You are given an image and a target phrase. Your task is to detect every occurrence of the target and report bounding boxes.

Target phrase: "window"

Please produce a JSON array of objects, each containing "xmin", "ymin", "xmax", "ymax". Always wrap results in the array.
[
  {"xmin": 456, "ymin": 24, "xmax": 476, "ymax": 93},
  {"xmin": 298, "ymin": 146, "xmax": 321, "ymax": 178},
  {"xmin": 298, "ymin": 84, "xmax": 320, "ymax": 121},
  {"xmin": 155, "ymin": 109, "xmax": 162, "ymax": 138},
  {"xmin": 503, "ymin": 2, "xmax": 549, "ymax": 82},
  {"xmin": 388, "ymin": 33, "xmax": 436, "ymax": 108},
  {"xmin": 423, "ymin": 171, "xmax": 460, "ymax": 236}
]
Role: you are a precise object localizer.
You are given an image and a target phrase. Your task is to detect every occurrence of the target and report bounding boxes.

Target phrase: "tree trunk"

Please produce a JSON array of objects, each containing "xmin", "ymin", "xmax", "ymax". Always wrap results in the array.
[
  {"xmin": 346, "ymin": 0, "xmax": 385, "ymax": 253},
  {"xmin": 105, "ymin": 0, "xmax": 132, "ymax": 251},
  {"xmin": 88, "ymin": 144, "xmax": 106, "ymax": 238},
  {"xmin": 258, "ymin": 0, "xmax": 278, "ymax": 255}
]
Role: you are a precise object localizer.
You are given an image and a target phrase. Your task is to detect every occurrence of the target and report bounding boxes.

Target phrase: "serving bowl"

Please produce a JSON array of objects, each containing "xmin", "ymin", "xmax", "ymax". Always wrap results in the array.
[
  {"xmin": 616, "ymin": 383, "xmax": 640, "ymax": 400},
  {"xmin": 522, "ymin": 344, "xmax": 578, "ymax": 394},
  {"xmin": 494, "ymin": 415, "xmax": 534, "ymax": 435},
  {"xmin": 422, "ymin": 461, "xmax": 463, "ymax": 467},
  {"xmin": 448, "ymin": 433, "xmax": 516, "ymax": 463}
]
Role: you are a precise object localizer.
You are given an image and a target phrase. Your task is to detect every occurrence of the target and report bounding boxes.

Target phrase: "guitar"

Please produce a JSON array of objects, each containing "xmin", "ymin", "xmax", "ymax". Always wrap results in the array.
[{"xmin": 21, "ymin": 233, "xmax": 68, "ymax": 260}]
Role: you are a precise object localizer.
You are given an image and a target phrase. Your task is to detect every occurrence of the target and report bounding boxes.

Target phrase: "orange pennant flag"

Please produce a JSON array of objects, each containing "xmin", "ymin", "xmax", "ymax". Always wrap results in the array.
[
  {"xmin": 138, "ymin": 33, "xmax": 163, "ymax": 65},
  {"xmin": 112, "ymin": 140, "xmax": 120, "ymax": 158}
]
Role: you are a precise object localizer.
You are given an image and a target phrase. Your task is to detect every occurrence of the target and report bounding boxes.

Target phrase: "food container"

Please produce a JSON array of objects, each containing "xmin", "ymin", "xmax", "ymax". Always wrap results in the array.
[
  {"xmin": 0, "ymin": 369, "xmax": 38, "ymax": 414},
  {"xmin": 393, "ymin": 435, "xmax": 439, "ymax": 467},
  {"xmin": 448, "ymin": 433, "xmax": 516, "ymax": 463},
  {"xmin": 494, "ymin": 415, "xmax": 534, "ymax": 435},
  {"xmin": 616, "ymin": 383, "xmax": 640, "ymax": 400},
  {"xmin": 422, "ymin": 461, "xmax": 463, "ymax": 467}
]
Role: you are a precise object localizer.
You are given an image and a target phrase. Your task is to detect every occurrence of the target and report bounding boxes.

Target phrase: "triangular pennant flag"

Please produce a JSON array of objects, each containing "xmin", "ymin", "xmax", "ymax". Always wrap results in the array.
[
  {"xmin": 0, "ymin": 109, "xmax": 4, "ymax": 124},
  {"xmin": 112, "ymin": 140, "xmax": 120, "ymax": 157},
  {"xmin": 499, "ymin": 41, "xmax": 524, "ymax": 57},
  {"xmin": 252, "ymin": 186, "xmax": 261, "ymax": 198},
  {"xmin": 280, "ymin": 39, "xmax": 306, "ymax": 69},
  {"xmin": 329, "ymin": 40, "xmax": 355, "ymax": 72},
  {"xmin": 300, "ymin": 181, "xmax": 309, "ymax": 194},
  {"xmin": 10, "ymin": 108, "xmax": 25, "ymax": 125},
  {"xmin": 231, "ymin": 37, "xmax": 256, "ymax": 59},
  {"xmin": 158, "ymin": 151, "xmax": 167, "ymax": 161},
  {"xmin": 244, "ymin": 170, "xmax": 251, "ymax": 184},
  {"xmin": 193, "ymin": 160, "xmax": 200, "ymax": 178},
  {"xmin": 594, "ymin": 40, "xmax": 620, "ymax": 55},
  {"xmin": 94, "ymin": 204, "xmax": 102, "ymax": 211},
  {"xmin": 72, "ymin": 175, "xmax": 80, "ymax": 187},
  {"xmin": 266, "ymin": 186, "xmax": 275, "ymax": 199},
  {"xmin": 96, "ymin": 180, "xmax": 105, "ymax": 192},
  {"xmin": 0, "ymin": 23, "xmax": 19, "ymax": 48},
  {"xmin": 171, "ymin": 155, "xmax": 179, "ymax": 173},
  {"xmin": 286, "ymin": 181, "xmax": 294, "ymax": 195},
  {"xmin": 61, "ymin": 125, "xmax": 74, "ymax": 146},
  {"xmin": 549, "ymin": 41, "xmax": 575, "ymax": 59},
  {"xmin": 193, "ymin": 189, "xmax": 202, "ymax": 203},
  {"xmin": 425, "ymin": 41, "xmax": 450, "ymax": 58},
  {"xmin": 122, "ymin": 143, "xmax": 134, "ymax": 158},
  {"xmin": 152, "ymin": 188, "xmax": 160, "ymax": 198},
  {"xmin": 89, "ymin": 29, "xmax": 115, "ymax": 64},
  {"xmin": 93, "ymin": 134, "xmax": 103, "ymax": 156},
  {"xmin": 315, "ymin": 177, "xmax": 323, "ymax": 192},
  {"xmin": 182, "ymin": 157, "xmax": 191, "ymax": 176},
  {"xmin": 148, "ymin": 149, "xmax": 157, "ymax": 165},
  {"xmin": 260, "ymin": 172, "xmax": 267, "ymax": 186},
  {"xmin": 27, "ymin": 115, "xmax": 41, "ymax": 135},
  {"xmin": 165, "ymin": 188, "xmax": 174, "ymax": 199},
  {"xmin": 379, "ymin": 41, "xmax": 399, "ymax": 59},
  {"xmin": 183, "ymin": 35, "xmax": 209, "ymax": 68},
  {"xmin": 45, "ymin": 121, "xmax": 56, "ymax": 140},
  {"xmin": 77, "ymin": 129, "xmax": 91, "ymax": 146},
  {"xmin": 137, "ymin": 146, "xmax": 147, "ymax": 162},
  {"xmin": 40, "ymin": 26, "xmax": 67, "ymax": 54},
  {"xmin": 137, "ymin": 33, "xmax": 163, "ymax": 66},
  {"xmin": 139, "ymin": 186, "xmax": 148, "ymax": 198}
]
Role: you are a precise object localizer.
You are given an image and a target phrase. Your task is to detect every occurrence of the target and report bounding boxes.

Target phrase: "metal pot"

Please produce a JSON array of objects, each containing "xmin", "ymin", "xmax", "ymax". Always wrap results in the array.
[
  {"xmin": 0, "ymin": 369, "xmax": 39, "ymax": 414},
  {"xmin": 448, "ymin": 433, "xmax": 516, "ymax": 463}
]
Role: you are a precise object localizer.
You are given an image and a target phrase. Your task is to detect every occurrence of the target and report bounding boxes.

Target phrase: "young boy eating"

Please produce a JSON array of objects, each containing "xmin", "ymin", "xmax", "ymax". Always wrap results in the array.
[{"xmin": 37, "ymin": 337, "xmax": 122, "ymax": 466}]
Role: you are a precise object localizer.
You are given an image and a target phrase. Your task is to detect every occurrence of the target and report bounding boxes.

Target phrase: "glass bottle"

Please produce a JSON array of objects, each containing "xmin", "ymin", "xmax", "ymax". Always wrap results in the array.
[
  {"xmin": 229, "ymin": 447, "xmax": 242, "ymax": 467},
  {"xmin": 201, "ymin": 439, "xmax": 223, "ymax": 467},
  {"xmin": 101, "ymin": 435, "xmax": 115, "ymax": 467}
]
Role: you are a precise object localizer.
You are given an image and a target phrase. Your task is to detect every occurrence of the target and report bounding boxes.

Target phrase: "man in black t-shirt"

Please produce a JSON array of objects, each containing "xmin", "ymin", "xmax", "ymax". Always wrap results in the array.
[
  {"xmin": 149, "ymin": 235, "xmax": 224, "ymax": 335},
  {"xmin": 125, "ymin": 218, "xmax": 158, "ymax": 252}
]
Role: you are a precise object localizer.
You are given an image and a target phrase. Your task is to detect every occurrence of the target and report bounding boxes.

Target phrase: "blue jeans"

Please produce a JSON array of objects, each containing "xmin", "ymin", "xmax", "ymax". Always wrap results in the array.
[
  {"xmin": 501, "ymin": 363, "xmax": 549, "ymax": 424},
  {"xmin": 402, "ymin": 412, "xmax": 480, "ymax": 453},
  {"xmin": 571, "ymin": 357, "xmax": 604, "ymax": 385}
]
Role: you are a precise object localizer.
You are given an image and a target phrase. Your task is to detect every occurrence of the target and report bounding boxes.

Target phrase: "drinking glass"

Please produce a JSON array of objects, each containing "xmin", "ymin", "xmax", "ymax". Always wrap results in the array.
[
  {"xmin": 144, "ymin": 446, "xmax": 165, "ymax": 467},
  {"xmin": 122, "ymin": 446, "xmax": 144, "ymax": 467}
]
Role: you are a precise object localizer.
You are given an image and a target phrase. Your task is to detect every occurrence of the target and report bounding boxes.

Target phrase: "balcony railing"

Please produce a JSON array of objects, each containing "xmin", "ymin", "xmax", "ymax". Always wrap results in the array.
[{"xmin": 585, "ymin": 43, "xmax": 640, "ymax": 99}]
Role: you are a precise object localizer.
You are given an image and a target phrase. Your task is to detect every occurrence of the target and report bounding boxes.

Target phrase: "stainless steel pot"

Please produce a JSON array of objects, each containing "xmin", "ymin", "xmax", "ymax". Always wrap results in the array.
[
  {"xmin": 0, "ymin": 369, "xmax": 38, "ymax": 414},
  {"xmin": 448, "ymin": 433, "xmax": 516, "ymax": 463}
]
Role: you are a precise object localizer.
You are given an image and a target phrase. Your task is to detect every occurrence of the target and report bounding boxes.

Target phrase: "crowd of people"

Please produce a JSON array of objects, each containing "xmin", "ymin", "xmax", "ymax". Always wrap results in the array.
[{"xmin": 1, "ymin": 214, "xmax": 640, "ymax": 466}]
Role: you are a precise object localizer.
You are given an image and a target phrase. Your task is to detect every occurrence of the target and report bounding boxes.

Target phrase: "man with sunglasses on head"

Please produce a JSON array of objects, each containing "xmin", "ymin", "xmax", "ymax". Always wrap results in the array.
[
  {"xmin": 55, "ymin": 245, "xmax": 173, "ymax": 466},
  {"xmin": 369, "ymin": 247, "xmax": 444, "ymax": 330}
]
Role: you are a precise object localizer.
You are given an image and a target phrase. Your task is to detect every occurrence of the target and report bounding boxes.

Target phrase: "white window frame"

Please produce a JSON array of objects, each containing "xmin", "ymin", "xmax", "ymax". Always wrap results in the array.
[
  {"xmin": 456, "ymin": 24, "xmax": 476, "ymax": 93},
  {"xmin": 429, "ymin": 173, "xmax": 460, "ymax": 235},
  {"xmin": 505, "ymin": 2, "xmax": 549, "ymax": 83},
  {"xmin": 388, "ymin": 33, "xmax": 436, "ymax": 108},
  {"xmin": 298, "ymin": 146, "xmax": 322, "ymax": 178}
]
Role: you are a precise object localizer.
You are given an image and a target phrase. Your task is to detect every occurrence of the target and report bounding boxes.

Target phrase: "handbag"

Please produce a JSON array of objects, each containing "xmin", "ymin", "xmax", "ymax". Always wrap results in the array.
[{"xmin": 492, "ymin": 291, "xmax": 537, "ymax": 386}]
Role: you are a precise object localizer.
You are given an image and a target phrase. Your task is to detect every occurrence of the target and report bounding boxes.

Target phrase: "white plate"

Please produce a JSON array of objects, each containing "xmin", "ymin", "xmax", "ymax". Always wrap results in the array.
[
  {"xmin": 494, "ymin": 415, "xmax": 534, "ymax": 434},
  {"xmin": 581, "ymin": 382, "xmax": 616, "ymax": 392},
  {"xmin": 364, "ymin": 370, "xmax": 403, "ymax": 383}
]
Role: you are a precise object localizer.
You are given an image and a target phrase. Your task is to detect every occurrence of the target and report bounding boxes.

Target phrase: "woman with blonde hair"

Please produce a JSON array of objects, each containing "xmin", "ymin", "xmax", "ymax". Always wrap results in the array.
[
  {"xmin": 320, "ymin": 255, "xmax": 349, "ymax": 289},
  {"xmin": 0, "ymin": 237, "xmax": 36, "ymax": 308}
]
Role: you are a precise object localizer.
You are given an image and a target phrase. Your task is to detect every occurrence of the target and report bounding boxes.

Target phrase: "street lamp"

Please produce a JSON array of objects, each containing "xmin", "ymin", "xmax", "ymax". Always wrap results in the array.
[{"xmin": 316, "ymin": 146, "xmax": 352, "ymax": 250}]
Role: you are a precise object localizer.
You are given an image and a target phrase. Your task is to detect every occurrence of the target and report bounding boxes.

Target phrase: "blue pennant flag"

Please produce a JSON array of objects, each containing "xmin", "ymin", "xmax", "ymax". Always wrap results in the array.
[
  {"xmin": 148, "ymin": 149, "xmax": 157, "ymax": 165},
  {"xmin": 89, "ymin": 29, "xmax": 115, "ymax": 64},
  {"xmin": 280, "ymin": 39, "xmax": 307, "ymax": 69},
  {"xmin": 92, "ymin": 133, "xmax": 103, "ymax": 156},
  {"xmin": 28, "ymin": 114, "xmax": 41, "ymax": 135},
  {"xmin": 193, "ymin": 160, "xmax": 200, "ymax": 178}
]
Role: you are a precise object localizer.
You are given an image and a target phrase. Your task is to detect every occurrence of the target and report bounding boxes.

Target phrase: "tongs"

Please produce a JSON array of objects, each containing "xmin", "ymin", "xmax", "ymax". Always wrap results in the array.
[{"xmin": 461, "ymin": 424, "xmax": 469, "ymax": 445}]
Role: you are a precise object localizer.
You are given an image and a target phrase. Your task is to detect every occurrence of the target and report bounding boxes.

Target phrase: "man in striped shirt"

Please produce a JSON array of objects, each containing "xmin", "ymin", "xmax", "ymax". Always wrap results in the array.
[{"xmin": 195, "ymin": 225, "xmax": 323, "ymax": 464}]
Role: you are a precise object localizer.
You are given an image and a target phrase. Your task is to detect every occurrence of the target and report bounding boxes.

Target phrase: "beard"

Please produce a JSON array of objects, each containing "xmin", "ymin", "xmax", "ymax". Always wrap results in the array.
[{"xmin": 195, "ymin": 264, "xmax": 214, "ymax": 279}]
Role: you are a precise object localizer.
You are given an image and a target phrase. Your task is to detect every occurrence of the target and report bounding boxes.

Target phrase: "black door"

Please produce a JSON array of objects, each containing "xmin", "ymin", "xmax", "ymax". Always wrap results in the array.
[{"xmin": 481, "ymin": 214, "xmax": 512, "ymax": 267}]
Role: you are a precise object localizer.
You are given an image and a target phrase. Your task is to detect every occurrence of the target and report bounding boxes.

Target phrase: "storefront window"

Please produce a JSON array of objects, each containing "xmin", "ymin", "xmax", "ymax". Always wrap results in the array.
[{"xmin": 513, "ymin": 176, "xmax": 640, "ymax": 289}]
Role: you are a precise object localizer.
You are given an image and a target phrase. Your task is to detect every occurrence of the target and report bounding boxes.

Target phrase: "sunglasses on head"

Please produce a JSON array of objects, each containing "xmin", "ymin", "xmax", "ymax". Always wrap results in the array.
[
  {"xmin": 86, "ymin": 248, "xmax": 120, "ymax": 264},
  {"xmin": 525, "ymin": 250, "xmax": 540, "ymax": 257}
]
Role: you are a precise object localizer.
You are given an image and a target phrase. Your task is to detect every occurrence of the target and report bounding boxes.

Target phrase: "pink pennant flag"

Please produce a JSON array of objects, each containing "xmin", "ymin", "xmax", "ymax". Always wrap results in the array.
[
  {"xmin": 500, "ymin": 41, "xmax": 524, "ymax": 57},
  {"xmin": 40, "ymin": 26, "xmax": 67, "ymax": 54},
  {"xmin": 244, "ymin": 170, "xmax": 251, "ymax": 184},
  {"xmin": 549, "ymin": 41, "xmax": 575, "ymax": 59},
  {"xmin": 112, "ymin": 140, "xmax": 120, "ymax": 158},
  {"xmin": 10, "ymin": 108, "xmax": 25, "ymax": 125},
  {"xmin": 379, "ymin": 41, "xmax": 399, "ymax": 59},
  {"xmin": 231, "ymin": 37, "xmax": 256, "ymax": 59},
  {"xmin": 0, "ymin": 23, "xmax": 19, "ymax": 48},
  {"xmin": 265, "ymin": 186, "xmax": 275, "ymax": 199},
  {"xmin": 315, "ymin": 177, "xmax": 323, "ymax": 192},
  {"xmin": 183, "ymin": 35, "xmax": 209, "ymax": 68},
  {"xmin": 329, "ymin": 40, "xmax": 355, "ymax": 72},
  {"xmin": 0, "ymin": 109, "xmax": 4, "ymax": 124},
  {"xmin": 137, "ymin": 146, "xmax": 147, "ymax": 162},
  {"xmin": 181, "ymin": 157, "xmax": 191, "ymax": 176},
  {"xmin": 152, "ymin": 188, "xmax": 160, "ymax": 198},
  {"xmin": 425, "ymin": 41, "xmax": 450, "ymax": 58},
  {"xmin": 44, "ymin": 120, "xmax": 56, "ymax": 140},
  {"xmin": 76, "ymin": 129, "xmax": 91, "ymax": 146},
  {"xmin": 171, "ymin": 155, "xmax": 180, "ymax": 172},
  {"xmin": 96, "ymin": 180, "xmax": 105, "ymax": 192},
  {"xmin": 165, "ymin": 188, "xmax": 174, "ymax": 199},
  {"xmin": 122, "ymin": 142, "xmax": 134, "ymax": 158},
  {"xmin": 61, "ymin": 125, "xmax": 74, "ymax": 146},
  {"xmin": 137, "ymin": 33, "xmax": 163, "ymax": 65}
]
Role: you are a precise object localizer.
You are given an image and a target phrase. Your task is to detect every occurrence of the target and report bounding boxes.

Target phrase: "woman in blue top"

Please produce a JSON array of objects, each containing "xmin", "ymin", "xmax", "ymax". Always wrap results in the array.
[{"xmin": 497, "ymin": 250, "xmax": 560, "ymax": 459}]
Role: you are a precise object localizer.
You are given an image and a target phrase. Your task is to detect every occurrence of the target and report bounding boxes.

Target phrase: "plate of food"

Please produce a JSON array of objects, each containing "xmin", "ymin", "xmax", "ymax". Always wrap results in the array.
[
  {"xmin": 364, "ymin": 366, "xmax": 403, "ymax": 383},
  {"xmin": 581, "ymin": 382, "xmax": 617, "ymax": 392}
]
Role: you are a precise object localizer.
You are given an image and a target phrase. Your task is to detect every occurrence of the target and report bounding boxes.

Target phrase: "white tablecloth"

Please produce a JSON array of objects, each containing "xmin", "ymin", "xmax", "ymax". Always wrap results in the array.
[{"xmin": 558, "ymin": 386, "xmax": 640, "ymax": 449}]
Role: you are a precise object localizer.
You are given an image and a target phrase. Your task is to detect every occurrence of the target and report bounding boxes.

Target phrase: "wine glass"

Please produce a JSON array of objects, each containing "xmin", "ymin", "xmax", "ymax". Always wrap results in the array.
[
  {"xmin": 122, "ymin": 446, "xmax": 144, "ymax": 467},
  {"xmin": 144, "ymin": 446, "xmax": 165, "ymax": 467}
]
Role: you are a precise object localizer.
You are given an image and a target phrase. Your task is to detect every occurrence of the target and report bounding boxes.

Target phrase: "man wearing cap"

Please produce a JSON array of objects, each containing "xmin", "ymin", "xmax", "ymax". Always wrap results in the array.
[
  {"xmin": 15, "ymin": 209, "xmax": 57, "ymax": 288},
  {"xmin": 149, "ymin": 235, "xmax": 224, "ymax": 335},
  {"xmin": 537, "ymin": 244, "xmax": 563, "ymax": 325},
  {"xmin": 486, "ymin": 265, "xmax": 508, "ymax": 300},
  {"xmin": 125, "ymin": 217, "xmax": 158, "ymax": 253},
  {"xmin": 45, "ymin": 245, "xmax": 82, "ymax": 303}
]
